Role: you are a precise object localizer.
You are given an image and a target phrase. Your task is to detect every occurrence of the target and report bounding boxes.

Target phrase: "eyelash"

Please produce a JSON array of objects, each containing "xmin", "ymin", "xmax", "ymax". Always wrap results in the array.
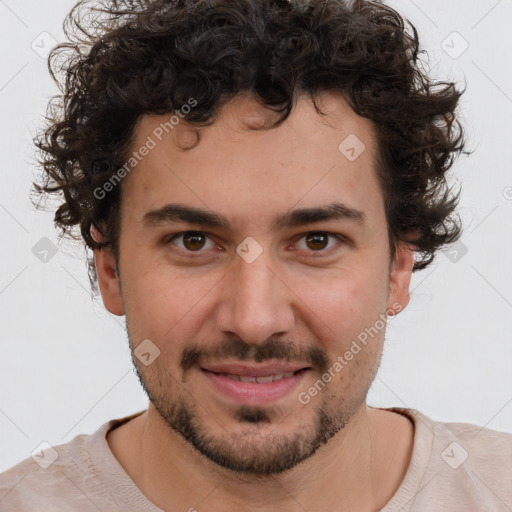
[{"xmin": 164, "ymin": 231, "xmax": 347, "ymax": 256}]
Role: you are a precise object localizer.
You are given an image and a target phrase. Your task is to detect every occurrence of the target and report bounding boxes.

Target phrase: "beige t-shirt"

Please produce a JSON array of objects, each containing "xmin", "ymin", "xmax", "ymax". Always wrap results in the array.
[{"xmin": 0, "ymin": 407, "xmax": 510, "ymax": 511}]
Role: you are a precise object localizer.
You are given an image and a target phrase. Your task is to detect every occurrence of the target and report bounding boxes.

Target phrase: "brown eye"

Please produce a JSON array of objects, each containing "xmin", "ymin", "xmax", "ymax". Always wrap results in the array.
[
  {"xmin": 167, "ymin": 231, "xmax": 215, "ymax": 253},
  {"xmin": 182, "ymin": 232, "xmax": 206, "ymax": 251},
  {"xmin": 305, "ymin": 232, "xmax": 329, "ymax": 251},
  {"xmin": 295, "ymin": 231, "xmax": 343, "ymax": 254}
]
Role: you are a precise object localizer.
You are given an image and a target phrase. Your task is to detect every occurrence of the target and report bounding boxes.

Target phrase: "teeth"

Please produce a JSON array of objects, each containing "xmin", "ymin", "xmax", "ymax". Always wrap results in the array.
[
  {"xmin": 239, "ymin": 375, "xmax": 257, "ymax": 383},
  {"xmin": 223, "ymin": 373, "xmax": 241, "ymax": 381},
  {"xmin": 256, "ymin": 375, "xmax": 273, "ymax": 383},
  {"xmin": 220, "ymin": 371, "xmax": 297, "ymax": 383}
]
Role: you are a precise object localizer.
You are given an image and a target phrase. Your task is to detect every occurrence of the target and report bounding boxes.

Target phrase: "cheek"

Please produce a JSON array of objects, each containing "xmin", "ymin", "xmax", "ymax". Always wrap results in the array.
[
  {"xmin": 122, "ymin": 267, "xmax": 220, "ymax": 347},
  {"xmin": 315, "ymin": 293, "xmax": 387, "ymax": 397},
  {"xmin": 292, "ymin": 265, "xmax": 388, "ymax": 340}
]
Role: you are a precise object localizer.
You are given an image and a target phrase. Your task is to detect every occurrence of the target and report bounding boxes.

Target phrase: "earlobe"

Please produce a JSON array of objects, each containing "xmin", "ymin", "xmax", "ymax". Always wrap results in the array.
[
  {"xmin": 91, "ymin": 226, "xmax": 125, "ymax": 316},
  {"xmin": 387, "ymin": 242, "xmax": 416, "ymax": 316}
]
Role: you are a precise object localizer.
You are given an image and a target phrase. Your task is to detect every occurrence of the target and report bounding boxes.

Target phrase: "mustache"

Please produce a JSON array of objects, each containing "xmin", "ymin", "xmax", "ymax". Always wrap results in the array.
[{"xmin": 180, "ymin": 337, "xmax": 329, "ymax": 373}]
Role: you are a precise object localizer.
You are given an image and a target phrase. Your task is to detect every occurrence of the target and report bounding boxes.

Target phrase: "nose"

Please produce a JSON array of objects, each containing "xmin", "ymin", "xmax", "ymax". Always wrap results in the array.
[{"xmin": 215, "ymin": 249, "xmax": 295, "ymax": 345}]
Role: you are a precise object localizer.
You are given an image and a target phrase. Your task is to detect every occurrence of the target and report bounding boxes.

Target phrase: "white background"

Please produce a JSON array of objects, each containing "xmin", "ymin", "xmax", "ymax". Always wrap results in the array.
[{"xmin": 1, "ymin": 0, "xmax": 511, "ymax": 473}]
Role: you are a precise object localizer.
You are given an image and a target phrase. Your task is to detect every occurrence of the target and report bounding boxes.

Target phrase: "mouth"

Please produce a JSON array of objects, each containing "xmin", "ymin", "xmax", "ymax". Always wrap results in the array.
[
  {"xmin": 206, "ymin": 369, "xmax": 303, "ymax": 383},
  {"xmin": 200, "ymin": 363, "xmax": 311, "ymax": 405}
]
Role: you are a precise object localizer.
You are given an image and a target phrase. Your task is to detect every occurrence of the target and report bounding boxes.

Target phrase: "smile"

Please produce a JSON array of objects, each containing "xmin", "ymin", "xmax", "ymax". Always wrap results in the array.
[
  {"xmin": 213, "ymin": 371, "xmax": 298, "ymax": 383},
  {"xmin": 201, "ymin": 366, "xmax": 310, "ymax": 405}
]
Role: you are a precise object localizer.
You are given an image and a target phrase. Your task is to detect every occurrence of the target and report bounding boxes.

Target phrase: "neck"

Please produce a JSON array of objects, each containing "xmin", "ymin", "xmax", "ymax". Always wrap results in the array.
[{"xmin": 109, "ymin": 403, "xmax": 414, "ymax": 512}]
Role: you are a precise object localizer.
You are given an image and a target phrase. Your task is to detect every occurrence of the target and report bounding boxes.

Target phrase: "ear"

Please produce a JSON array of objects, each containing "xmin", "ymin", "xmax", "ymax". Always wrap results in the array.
[
  {"xmin": 91, "ymin": 225, "xmax": 125, "ymax": 316},
  {"xmin": 386, "ymin": 241, "xmax": 416, "ymax": 316}
]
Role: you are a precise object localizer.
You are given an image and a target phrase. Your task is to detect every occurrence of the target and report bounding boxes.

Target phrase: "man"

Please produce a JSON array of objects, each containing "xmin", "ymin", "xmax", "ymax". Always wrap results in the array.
[{"xmin": 1, "ymin": 0, "xmax": 510, "ymax": 510}]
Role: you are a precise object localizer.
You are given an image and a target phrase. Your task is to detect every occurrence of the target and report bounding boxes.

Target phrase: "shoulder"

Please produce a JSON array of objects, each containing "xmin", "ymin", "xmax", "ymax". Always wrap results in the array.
[
  {"xmin": 0, "ymin": 424, "xmax": 114, "ymax": 511},
  {"xmin": 431, "ymin": 414, "xmax": 512, "ymax": 510},
  {"xmin": 394, "ymin": 407, "xmax": 512, "ymax": 463},
  {"xmin": 431, "ymin": 413, "xmax": 512, "ymax": 471},
  {"xmin": 0, "ymin": 411, "xmax": 147, "ymax": 511},
  {"xmin": 382, "ymin": 408, "xmax": 512, "ymax": 512}
]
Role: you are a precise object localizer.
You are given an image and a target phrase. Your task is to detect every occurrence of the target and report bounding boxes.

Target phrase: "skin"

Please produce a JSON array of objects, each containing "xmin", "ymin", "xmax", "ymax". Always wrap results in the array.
[{"xmin": 94, "ymin": 90, "xmax": 416, "ymax": 511}]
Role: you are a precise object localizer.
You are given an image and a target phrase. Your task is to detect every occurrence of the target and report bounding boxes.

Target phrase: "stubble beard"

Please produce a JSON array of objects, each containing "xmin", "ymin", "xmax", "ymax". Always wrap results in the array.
[{"xmin": 131, "ymin": 356, "xmax": 376, "ymax": 476}]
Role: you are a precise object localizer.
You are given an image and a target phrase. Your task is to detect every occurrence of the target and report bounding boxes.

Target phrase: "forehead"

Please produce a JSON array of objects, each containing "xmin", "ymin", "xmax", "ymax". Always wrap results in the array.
[{"xmin": 120, "ymin": 90, "xmax": 383, "ymax": 231}]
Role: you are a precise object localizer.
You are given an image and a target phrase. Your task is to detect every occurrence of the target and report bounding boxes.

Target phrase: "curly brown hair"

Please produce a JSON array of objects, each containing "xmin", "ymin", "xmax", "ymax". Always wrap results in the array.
[{"xmin": 32, "ymin": 0, "xmax": 469, "ymax": 298}]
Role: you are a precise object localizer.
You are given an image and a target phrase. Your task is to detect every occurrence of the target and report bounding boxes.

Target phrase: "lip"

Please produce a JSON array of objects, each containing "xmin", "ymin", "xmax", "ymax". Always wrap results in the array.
[
  {"xmin": 200, "ymin": 362, "xmax": 310, "ymax": 378},
  {"xmin": 201, "ymin": 365, "xmax": 310, "ymax": 406}
]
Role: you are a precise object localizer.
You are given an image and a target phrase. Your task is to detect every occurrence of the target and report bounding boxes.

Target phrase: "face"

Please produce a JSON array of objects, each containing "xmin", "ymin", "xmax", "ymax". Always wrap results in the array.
[{"xmin": 95, "ymin": 90, "xmax": 414, "ymax": 476}]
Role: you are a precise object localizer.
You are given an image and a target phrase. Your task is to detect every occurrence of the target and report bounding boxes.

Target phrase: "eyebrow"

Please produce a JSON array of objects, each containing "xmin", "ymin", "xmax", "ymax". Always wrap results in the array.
[{"xmin": 141, "ymin": 201, "xmax": 366, "ymax": 231}]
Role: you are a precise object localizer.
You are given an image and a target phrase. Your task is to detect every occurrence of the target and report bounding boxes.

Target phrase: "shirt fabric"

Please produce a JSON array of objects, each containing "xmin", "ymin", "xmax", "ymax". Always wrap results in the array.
[{"xmin": 0, "ymin": 407, "xmax": 511, "ymax": 511}]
